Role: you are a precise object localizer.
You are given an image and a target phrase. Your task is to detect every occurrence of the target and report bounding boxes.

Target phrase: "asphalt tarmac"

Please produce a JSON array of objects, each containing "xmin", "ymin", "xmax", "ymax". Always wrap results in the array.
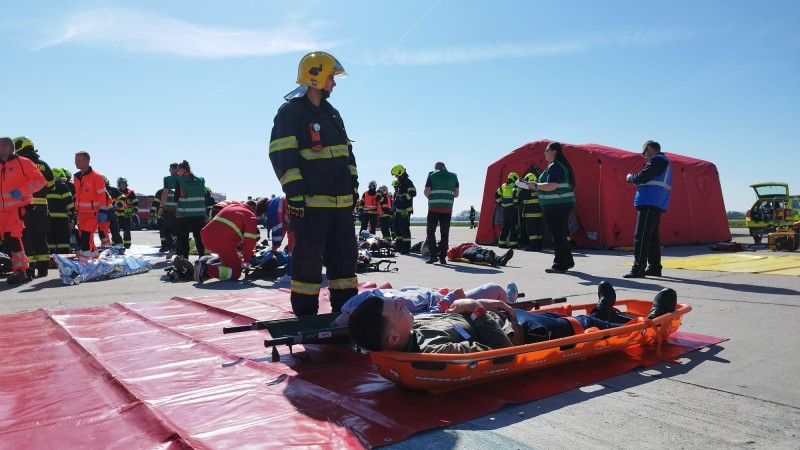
[{"xmin": 2, "ymin": 227, "xmax": 798, "ymax": 449}]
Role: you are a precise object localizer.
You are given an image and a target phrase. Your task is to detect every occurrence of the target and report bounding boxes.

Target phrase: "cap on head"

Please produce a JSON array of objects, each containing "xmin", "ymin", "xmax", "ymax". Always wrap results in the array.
[{"xmin": 296, "ymin": 51, "xmax": 347, "ymax": 89}]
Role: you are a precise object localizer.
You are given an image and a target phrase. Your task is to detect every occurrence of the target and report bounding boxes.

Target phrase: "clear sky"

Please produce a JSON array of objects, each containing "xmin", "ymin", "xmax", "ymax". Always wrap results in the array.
[{"xmin": 2, "ymin": 1, "xmax": 798, "ymax": 215}]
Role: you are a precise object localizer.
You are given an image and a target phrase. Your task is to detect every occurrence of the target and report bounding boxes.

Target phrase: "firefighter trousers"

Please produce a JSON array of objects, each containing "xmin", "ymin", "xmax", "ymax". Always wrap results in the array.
[
  {"xmin": 290, "ymin": 211, "xmax": 358, "ymax": 316},
  {"xmin": 22, "ymin": 204, "xmax": 50, "ymax": 272},
  {"xmin": 48, "ymin": 217, "xmax": 71, "ymax": 254},
  {"xmin": 117, "ymin": 215, "xmax": 132, "ymax": 248},
  {"xmin": 394, "ymin": 212, "xmax": 411, "ymax": 254},
  {"xmin": 498, "ymin": 206, "xmax": 518, "ymax": 247}
]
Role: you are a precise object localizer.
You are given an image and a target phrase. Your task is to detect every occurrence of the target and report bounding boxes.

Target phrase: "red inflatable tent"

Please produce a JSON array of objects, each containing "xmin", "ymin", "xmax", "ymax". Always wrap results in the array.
[{"xmin": 476, "ymin": 140, "xmax": 731, "ymax": 248}]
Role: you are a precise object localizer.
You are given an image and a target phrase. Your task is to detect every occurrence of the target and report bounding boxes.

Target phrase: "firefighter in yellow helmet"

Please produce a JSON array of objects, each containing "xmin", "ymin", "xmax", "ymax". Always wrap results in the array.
[
  {"xmin": 391, "ymin": 164, "xmax": 416, "ymax": 254},
  {"xmin": 268, "ymin": 51, "xmax": 359, "ymax": 316},
  {"xmin": 494, "ymin": 172, "xmax": 519, "ymax": 248},
  {"xmin": 519, "ymin": 172, "xmax": 543, "ymax": 251},
  {"xmin": 13, "ymin": 137, "xmax": 56, "ymax": 278}
]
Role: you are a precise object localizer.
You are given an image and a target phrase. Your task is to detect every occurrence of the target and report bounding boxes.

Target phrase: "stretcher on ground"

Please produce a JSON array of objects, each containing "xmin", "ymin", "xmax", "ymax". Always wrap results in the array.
[
  {"xmin": 223, "ymin": 297, "xmax": 690, "ymax": 393},
  {"xmin": 372, "ymin": 299, "xmax": 691, "ymax": 393}
]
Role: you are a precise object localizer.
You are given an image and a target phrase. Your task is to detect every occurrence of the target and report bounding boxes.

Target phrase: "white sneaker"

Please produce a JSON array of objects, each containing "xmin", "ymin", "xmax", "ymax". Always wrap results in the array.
[{"xmin": 276, "ymin": 274, "xmax": 291, "ymax": 283}]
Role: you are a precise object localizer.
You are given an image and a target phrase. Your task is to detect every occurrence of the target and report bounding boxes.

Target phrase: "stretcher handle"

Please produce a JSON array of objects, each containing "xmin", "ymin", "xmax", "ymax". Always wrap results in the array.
[
  {"xmin": 264, "ymin": 336, "xmax": 298, "ymax": 347},
  {"xmin": 223, "ymin": 322, "xmax": 269, "ymax": 334},
  {"xmin": 512, "ymin": 297, "xmax": 567, "ymax": 310}
]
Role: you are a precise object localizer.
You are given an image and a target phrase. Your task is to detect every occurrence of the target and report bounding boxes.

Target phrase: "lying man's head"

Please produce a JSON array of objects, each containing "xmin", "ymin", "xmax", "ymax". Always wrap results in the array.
[{"xmin": 347, "ymin": 296, "xmax": 414, "ymax": 351}]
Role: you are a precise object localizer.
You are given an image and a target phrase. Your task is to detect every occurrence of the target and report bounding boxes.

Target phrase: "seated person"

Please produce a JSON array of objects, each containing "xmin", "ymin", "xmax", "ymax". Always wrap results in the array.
[
  {"xmin": 334, "ymin": 282, "xmax": 517, "ymax": 326},
  {"xmin": 447, "ymin": 242, "xmax": 514, "ymax": 267},
  {"xmin": 347, "ymin": 282, "xmax": 677, "ymax": 354}
]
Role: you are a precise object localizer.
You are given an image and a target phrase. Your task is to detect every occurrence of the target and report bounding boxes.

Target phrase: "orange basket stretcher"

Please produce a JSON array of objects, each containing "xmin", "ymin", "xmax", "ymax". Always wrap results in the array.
[{"xmin": 368, "ymin": 299, "xmax": 691, "ymax": 393}]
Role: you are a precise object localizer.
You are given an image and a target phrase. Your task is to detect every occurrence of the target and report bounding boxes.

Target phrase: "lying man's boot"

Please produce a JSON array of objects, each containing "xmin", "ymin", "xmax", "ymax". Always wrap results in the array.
[
  {"xmin": 172, "ymin": 256, "xmax": 195, "ymax": 281},
  {"xmin": 591, "ymin": 281, "xmax": 616, "ymax": 321},
  {"xmin": 193, "ymin": 258, "xmax": 208, "ymax": 284},
  {"xmin": 496, "ymin": 249, "xmax": 514, "ymax": 267},
  {"xmin": 647, "ymin": 288, "xmax": 678, "ymax": 319}
]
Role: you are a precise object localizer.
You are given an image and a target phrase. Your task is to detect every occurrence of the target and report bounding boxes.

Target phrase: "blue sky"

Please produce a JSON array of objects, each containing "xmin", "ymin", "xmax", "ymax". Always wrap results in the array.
[{"xmin": 2, "ymin": 1, "xmax": 798, "ymax": 215}]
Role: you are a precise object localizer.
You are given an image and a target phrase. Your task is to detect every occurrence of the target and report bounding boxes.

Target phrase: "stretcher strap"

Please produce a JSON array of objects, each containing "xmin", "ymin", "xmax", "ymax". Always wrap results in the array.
[
  {"xmin": 638, "ymin": 317, "xmax": 665, "ymax": 360},
  {"xmin": 564, "ymin": 316, "xmax": 585, "ymax": 335}
]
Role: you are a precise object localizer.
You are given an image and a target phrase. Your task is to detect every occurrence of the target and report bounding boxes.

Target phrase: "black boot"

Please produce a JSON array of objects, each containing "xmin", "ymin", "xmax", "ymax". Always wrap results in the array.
[
  {"xmin": 591, "ymin": 281, "xmax": 616, "ymax": 321},
  {"xmin": 496, "ymin": 249, "xmax": 514, "ymax": 267},
  {"xmin": 425, "ymin": 256, "xmax": 438, "ymax": 264},
  {"xmin": 647, "ymin": 288, "xmax": 677, "ymax": 319}
]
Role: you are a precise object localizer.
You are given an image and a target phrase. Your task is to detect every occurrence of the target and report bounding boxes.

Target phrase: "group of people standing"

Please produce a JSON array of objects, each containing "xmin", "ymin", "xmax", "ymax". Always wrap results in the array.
[
  {"xmin": 494, "ymin": 140, "xmax": 672, "ymax": 276},
  {"xmin": 0, "ymin": 138, "xmax": 140, "ymax": 284}
]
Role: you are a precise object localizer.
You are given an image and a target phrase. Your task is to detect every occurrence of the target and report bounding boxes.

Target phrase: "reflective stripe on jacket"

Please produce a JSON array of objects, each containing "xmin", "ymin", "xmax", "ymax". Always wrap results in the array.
[
  {"xmin": 634, "ymin": 153, "xmax": 672, "ymax": 212},
  {"xmin": 427, "ymin": 169, "xmax": 458, "ymax": 214},
  {"xmin": 538, "ymin": 161, "xmax": 575, "ymax": 210},
  {"xmin": 0, "ymin": 154, "xmax": 46, "ymax": 211},
  {"xmin": 269, "ymin": 95, "xmax": 358, "ymax": 212}
]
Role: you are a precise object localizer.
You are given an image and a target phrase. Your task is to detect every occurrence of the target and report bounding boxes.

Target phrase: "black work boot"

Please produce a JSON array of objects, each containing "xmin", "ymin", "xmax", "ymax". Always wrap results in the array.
[
  {"xmin": 426, "ymin": 256, "xmax": 438, "ymax": 264},
  {"xmin": 591, "ymin": 281, "xmax": 616, "ymax": 321},
  {"xmin": 7, "ymin": 270, "xmax": 32, "ymax": 285},
  {"xmin": 496, "ymin": 249, "xmax": 514, "ymax": 267},
  {"xmin": 644, "ymin": 266, "xmax": 662, "ymax": 277},
  {"xmin": 647, "ymin": 288, "xmax": 678, "ymax": 319}
]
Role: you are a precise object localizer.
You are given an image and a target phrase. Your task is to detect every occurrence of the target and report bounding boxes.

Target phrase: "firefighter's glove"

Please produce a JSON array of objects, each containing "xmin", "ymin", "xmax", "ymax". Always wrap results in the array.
[
  {"xmin": 9, "ymin": 189, "xmax": 22, "ymax": 199},
  {"xmin": 97, "ymin": 212, "xmax": 108, "ymax": 223},
  {"xmin": 287, "ymin": 199, "xmax": 305, "ymax": 218}
]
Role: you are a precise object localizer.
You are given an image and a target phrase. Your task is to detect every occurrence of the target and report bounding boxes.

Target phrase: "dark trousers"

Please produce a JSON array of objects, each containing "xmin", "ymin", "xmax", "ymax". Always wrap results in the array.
[
  {"xmin": 426, "ymin": 211, "xmax": 452, "ymax": 259},
  {"xmin": 117, "ymin": 215, "xmax": 132, "ymax": 248},
  {"xmin": 161, "ymin": 210, "xmax": 176, "ymax": 250},
  {"xmin": 394, "ymin": 212, "xmax": 411, "ymax": 253},
  {"xmin": 517, "ymin": 311, "xmax": 622, "ymax": 344},
  {"xmin": 290, "ymin": 211, "xmax": 358, "ymax": 316},
  {"xmin": 498, "ymin": 206, "xmax": 518, "ymax": 247},
  {"xmin": 378, "ymin": 215, "xmax": 392, "ymax": 239},
  {"xmin": 176, "ymin": 216, "xmax": 206, "ymax": 259},
  {"xmin": 360, "ymin": 212, "xmax": 377, "ymax": 234},
  {"xmin": 22, "ymin": 205, "xmax": 50, "ymax": 271},
  {"xmin": 523, "ymin": 215, "xmax": 543, "ymax": 250},
  {"xmin": 543, "ymin": 206, "xmax": 574, "ymax": 270},
  {"xmin": 631, "ymin": 206, "xmax": 663, "ymax": 273},
  {"xmin": 47, "ymin": 217, "xmax": 71, "ymax": 254}
]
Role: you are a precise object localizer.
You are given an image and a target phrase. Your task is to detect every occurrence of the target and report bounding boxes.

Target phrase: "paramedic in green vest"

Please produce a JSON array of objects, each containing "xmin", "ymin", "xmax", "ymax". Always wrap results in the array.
[
  {"xmin": 519, "ymin": 172, "xmax": 543, "ymax": 251},
  {"xmin": 494, "ymin": 172, "xmax": 520, "ymax": 249},
  {"xmin": 529, "ymin": 142, "xmax": 576, "ymax": 273},
  {"xmin": 623, "ymin": 140, "xmax": 672, "ymax": 278},
  {"xmin": 157, "ymin": 162, "xmax": 179, "ymax": 254},
  {"xmin": 424, "ymin": 162, "xmax": 459, "ymax": 264},
  {"xmin": 173, "ymin": 160, "xmax": 207, "ymax": 260}
]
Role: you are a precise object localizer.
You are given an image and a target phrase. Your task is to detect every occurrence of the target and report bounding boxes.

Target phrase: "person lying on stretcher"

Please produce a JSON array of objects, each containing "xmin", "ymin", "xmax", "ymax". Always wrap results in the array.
[
  {"xmin": 347, "ymin": 282, "xmax": 677, "ymax": 354},
  {"xmin": 333, "ymin": 282, "xmax": 519, "ymax": 327}
]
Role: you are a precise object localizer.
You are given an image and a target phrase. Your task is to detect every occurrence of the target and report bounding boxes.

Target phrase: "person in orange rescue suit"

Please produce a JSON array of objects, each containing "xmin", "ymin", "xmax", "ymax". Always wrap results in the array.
[
  {"xmin": 97, "ymin": 177, "xmax": 123, "ymax": 248},
  {"xmin": 13, "ymin": 137, "xmax": 55, "ymax": 278},
  {"xmin": 115, "ymin": 177, "xmax": 139, "ymax": 249},
  {"xmin": 46, "ymin": 168, "xmax": 75, "ymax": 254},
  {"xmin": 359, "ymin": 180, "xmax": 379, "ymax": 234},
  {"xmin": 192, "ymin": 200, "xmax": 260, "ymax": 283},
  {"xmin": 0, "ymin": 137, "xmax": 46, "ymax": 284},
  {"xmin": 268, "ymin": 51, "xmax": 359, "ymax": 316},
  {"xmin": 495, "ymin": 172, "xmax": 520, "ymax": 249},
  {"xmin": 73, "ymin": 151, "xmax": 110, "ymax": 263},
  {"xmin": 518, "ymin": 172, "xmax": 543, "ymax": 251},
  {"xmin": 391, "ymin": 164, "xmax": 416, "ymax": 254},
  {"xmin": 376, "ymin": 184, "xmax": 393, "ymax": 239}
]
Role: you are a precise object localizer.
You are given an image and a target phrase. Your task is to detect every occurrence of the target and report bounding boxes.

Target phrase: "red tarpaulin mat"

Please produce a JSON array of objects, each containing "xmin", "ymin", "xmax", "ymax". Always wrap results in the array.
[{"xmin": 0, "ymin": 285, "xmax": 725, "ymax": 449}]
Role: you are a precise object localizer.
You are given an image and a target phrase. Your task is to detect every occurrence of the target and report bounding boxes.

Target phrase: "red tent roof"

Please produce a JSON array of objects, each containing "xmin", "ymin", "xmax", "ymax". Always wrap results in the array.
[{"xmin": 476, "ymin": 140, "xmax": 731, "ymax": 248}]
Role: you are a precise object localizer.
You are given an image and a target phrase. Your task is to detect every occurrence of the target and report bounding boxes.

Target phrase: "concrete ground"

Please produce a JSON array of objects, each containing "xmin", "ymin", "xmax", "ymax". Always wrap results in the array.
[{"xmin": 2, "ymin": 227, "xmax": 798, "ymax": 449}]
